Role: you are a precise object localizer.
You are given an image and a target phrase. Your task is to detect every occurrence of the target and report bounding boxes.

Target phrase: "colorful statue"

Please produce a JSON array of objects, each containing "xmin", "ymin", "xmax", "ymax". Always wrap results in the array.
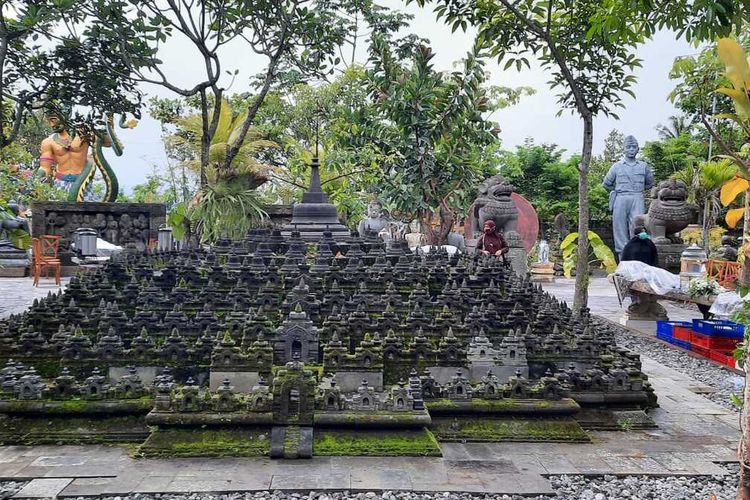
[
  {"xmin": 38, "ymin": 106, "xmax": 136, "ymax": 202},
  {"xmin": 602, "ymin": 135, "xmax": 655, "ymax": 255}
]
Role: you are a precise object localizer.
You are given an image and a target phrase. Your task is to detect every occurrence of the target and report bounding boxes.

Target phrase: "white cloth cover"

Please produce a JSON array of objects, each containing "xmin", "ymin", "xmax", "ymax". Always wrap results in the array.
[{"xmin": 614, "ymin": 260, "xmax": 681, "ymax": 295}]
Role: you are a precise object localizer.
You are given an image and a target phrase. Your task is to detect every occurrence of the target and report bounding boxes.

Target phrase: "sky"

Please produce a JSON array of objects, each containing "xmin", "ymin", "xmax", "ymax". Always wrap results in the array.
[{"xmin": 108, "ymin": 1, "xmax": 695, "ymax": 193}]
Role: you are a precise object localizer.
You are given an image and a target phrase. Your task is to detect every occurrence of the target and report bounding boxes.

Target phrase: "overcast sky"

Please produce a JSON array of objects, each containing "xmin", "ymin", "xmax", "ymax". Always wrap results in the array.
[{"xmin": 109, "ymin": 1, "xmax": 694, "ymax": 193}]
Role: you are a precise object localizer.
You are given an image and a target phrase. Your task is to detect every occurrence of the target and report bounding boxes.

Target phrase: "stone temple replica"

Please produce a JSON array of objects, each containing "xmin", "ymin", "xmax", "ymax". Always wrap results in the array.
[{"xmin": 0, "ymin": 229, "xmax": 656, "ymax": 458}]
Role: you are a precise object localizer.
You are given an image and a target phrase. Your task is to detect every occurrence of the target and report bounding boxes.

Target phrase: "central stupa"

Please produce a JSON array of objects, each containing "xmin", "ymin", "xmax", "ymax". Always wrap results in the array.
[{"xmin": 281, "ymin": 156, "xmax": 350, "ymax": 242}]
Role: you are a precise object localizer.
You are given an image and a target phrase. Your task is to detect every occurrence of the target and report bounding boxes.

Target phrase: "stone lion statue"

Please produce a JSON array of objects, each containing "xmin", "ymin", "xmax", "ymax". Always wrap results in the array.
[
  {"xmin": 471, "ymin": 175, "xmax": 519, "ymax": 236},
  {"xmin": 634, "ymin": 178, "xmax": 696, "ymax": 245}
]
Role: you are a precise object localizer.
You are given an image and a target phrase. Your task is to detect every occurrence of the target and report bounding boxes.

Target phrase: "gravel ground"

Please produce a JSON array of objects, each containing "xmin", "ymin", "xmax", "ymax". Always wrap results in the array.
[
  {"xmin": 0, "ymin": 481, "xmax": 25, "ymax": 499},
  {"xmin": 605, "ymin": 320, "xmax": 746, "ymax": 412}
]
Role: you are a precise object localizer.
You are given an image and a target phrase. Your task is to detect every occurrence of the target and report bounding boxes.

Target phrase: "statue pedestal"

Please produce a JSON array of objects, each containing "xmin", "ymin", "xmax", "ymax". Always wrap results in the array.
[
  {"xmin": 619, "ymin": 288, "xmax": 668, "ymax": 332},
  {"xmin": 530, "ymin": 262, "xmax": 555, "ymax": 283},
  {"xmin": 0, "ymin": 247, "xmax": 29, "ymax": 277},
  {"xmin": 655, "ymin": 243, "xmax": 686, "ymax": 273},
  {"xmin": 505, "ymin": 231, "xmax": 528, "ymax": 276}
]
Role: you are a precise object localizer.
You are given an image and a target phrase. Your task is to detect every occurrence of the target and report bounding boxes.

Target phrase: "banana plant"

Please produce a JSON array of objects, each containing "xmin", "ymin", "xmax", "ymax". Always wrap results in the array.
[
  {"xmin": 713, "ymin": 40, "xmax": 750, "ymax": 238},
  {"xmin": 560, "ymin": 231, "xmax": 617, "ymax": 278}
]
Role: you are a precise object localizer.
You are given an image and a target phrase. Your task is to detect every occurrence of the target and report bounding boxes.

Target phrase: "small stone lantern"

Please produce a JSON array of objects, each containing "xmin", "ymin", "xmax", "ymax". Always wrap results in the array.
[
  {"xmin": 74, "ymin": 228, "xmax": 98, "ymax": 257},
  {"xmin": 680, "ymin": 243, "xmax": 707, "ymax": 290},
  {"xmin": 157, "ymin": 225, "xmax": 173, "ymax": 252}
]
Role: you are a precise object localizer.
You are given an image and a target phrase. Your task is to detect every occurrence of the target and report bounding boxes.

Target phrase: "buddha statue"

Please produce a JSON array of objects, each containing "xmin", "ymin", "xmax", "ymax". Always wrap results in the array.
[
  {"xmin": 357, "ymin": 200, "xmax": 389, "ymax": 237},
  {"xmin": 404, "ymin": 220, "xmax": 425, "ymax": 250}
]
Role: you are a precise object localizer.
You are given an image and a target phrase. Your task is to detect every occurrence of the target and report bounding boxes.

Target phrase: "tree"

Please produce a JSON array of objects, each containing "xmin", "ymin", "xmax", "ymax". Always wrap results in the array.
[
  {"xmin": 500, "ymin": 141, "xmax": 578, "ymax": 228},
  {"xmin": 701, "ymin": 38, "xmax": 750, "ymax": 500},
  {"xmin": 656, "ymin": 115, "xmax": 693, "ymax": 139},
  {"xmin": 413, "ymin": 0, "xmax": 643, "ymax": 311},
  {"xmin": 1, "ymin": 2, "xmax": 141, "ymax": 151},
  {"xmin": 641, "ymin": 132, "xmax": 708, "ymax": 181},
  {"xmin": 80, "ymin": 0, "xmax": 375, "ymax": 188},
  {"xmin": 367, "ymin": 38, "xmax": 530, "ymax": 244}
]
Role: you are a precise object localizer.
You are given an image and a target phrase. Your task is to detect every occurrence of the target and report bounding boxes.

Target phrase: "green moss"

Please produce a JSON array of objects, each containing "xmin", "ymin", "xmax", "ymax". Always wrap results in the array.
[
  {"xmin": 0, "ymin": 416, "xmax": 149, "ymax": 445},
  {"xmin": 314, "ymin": 428, "xmax": 441, "ymax": 456},
  {"xmin": 425, "ymin": 399, "xmax": 459, "ymax": 410},
  {"xmin": 139, "ymin": 428, "xmax": 270, "ymax": 457},
  {"xmin": 430, "ymin": 417, "xmax": 589, "ymax": 442}
]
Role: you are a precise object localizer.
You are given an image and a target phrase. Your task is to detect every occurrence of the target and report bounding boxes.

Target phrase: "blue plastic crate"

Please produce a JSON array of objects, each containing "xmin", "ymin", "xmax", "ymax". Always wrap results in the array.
[
  {"xmin": 670, "ymin": 338, "xmax": 692, "ymax": 351},
  {"xmin": 656, "ymin": 329, "xmax": 673, "ymax": 342},
  {"xmin": 691, "ymin": 319, "xmax": 745, "ymax": 339}
]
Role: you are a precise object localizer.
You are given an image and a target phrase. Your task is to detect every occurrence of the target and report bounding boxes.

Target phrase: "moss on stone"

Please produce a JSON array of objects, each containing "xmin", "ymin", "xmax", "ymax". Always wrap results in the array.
[
  {"xmin": 138, "ymin": 428, "xmax": 271, "ymax": 457},
  {"xmin": 313, "ymin": 428, "xmax": 441, "ymax": 456},
  {"xmin": 430, "ymin": 417, "xmax": 589, "ymax": 442},
  {"xmin": 0, "ymin": 415, "xmax": 149, "ymax": 445}
]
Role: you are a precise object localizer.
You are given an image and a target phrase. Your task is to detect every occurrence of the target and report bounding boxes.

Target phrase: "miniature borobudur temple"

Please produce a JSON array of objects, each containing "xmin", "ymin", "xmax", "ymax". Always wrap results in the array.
[{"xmin": 0, "ymin": 229, "xmax": 657, "ymax": 458}]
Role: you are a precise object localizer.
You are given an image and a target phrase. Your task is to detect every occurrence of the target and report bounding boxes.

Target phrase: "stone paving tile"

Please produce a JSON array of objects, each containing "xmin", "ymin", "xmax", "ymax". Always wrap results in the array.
[
  {"xmin": 350, "ymin": 469, "xmax": 411, "ymax": 490},
  {"xmin": 13, "ymin": 478, "xmax": 72, "ymax": 499},
  {"xmin": 162, "ymin": 478, "xmax": 235, "ymax": 492},
  {"xmin": 270, "ymin": 472, "xmax": 350, "ymax": 490},
  {"xmin": 0, "ymin": 278, "xmax": 69, "ymax": 318}
]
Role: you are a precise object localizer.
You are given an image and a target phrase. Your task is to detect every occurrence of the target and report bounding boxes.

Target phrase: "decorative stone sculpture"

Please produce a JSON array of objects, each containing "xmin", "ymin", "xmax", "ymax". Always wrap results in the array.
[
  {"xmin": 713, "ymin": 235, "xmax": 738, "ymax": 262},
  {"xmin": 602, "ymin": 135, "xmax": 655, "ymax": 255},
  {"xmin": 470, "ymin": 175, "xmax": 518, "ymax": 237},
  {"xmin": 639, "ymin": 179, "xmax": 694, "ymax": 245},
  {"xmin": 634, "ymin": 178, "xmax": 695, "ymax": 271},
  {"xmin": 358, "ymin": 199, "xmax": 389, "ymax": 237},
  {"xmin": 0, "ymin": 202, "xmax": 30, "ymax": 276}
]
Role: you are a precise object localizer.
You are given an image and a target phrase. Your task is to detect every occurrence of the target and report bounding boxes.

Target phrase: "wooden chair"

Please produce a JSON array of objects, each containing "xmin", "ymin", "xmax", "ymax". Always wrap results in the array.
[
  {"xmin": 706, "ymin": 259, "xmax": 741, "ymax": 289},
  {"xmin": 32, "ymin": 235, "xmax": 61, "ymax": 286}
]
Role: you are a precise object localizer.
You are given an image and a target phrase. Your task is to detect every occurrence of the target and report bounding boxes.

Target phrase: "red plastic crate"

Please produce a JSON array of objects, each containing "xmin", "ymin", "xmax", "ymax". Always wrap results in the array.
[
  {"xmin": 692, "ymin": 344, "xmax": 711, "ymax": 359},
  {"xmin": 673, "ymin": 325, "xmax": 693, "ymax": 342},
  {"xmin": 710, "ymin": 349, "xmax": 737, "ymax": 369},
  {"xmin": 690, "ymin": 331, "xmax": 741, "ymax": 350}
]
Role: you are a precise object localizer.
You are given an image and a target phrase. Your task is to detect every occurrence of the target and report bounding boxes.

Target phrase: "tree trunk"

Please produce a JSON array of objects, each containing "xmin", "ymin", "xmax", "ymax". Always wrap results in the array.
[
  {"xmin": 199, "ymin": 90, "xmax": 210, "ymax": 188},
  {"xmin": 573, "ymin": 113, "xmax": 593, "ymax": 312},
  {"xmin": 739, "ymin": 242, "xmax": 750, "ymax": 500}
]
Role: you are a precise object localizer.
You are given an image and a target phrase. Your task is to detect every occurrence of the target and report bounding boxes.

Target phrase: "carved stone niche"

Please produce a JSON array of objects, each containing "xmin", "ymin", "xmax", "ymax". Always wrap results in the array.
[{"xmin": 31, "ymin": 201, "xmax": 166, "ymax": 268}]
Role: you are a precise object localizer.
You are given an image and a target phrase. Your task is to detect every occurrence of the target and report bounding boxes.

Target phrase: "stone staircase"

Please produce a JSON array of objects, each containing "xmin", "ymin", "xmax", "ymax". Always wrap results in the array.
[{"xmin": 270, "ymin": 425, "xmax": 313, "ymax": 459}]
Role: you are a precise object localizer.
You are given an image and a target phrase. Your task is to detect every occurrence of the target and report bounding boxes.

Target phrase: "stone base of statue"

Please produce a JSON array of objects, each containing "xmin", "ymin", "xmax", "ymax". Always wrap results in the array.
[
  {"xmin": 505, "ymin": 231, "xmax": 528, "ymax": 276},
  {"xmin": 0, "ymin": 246, "xmax": 29, "ymax": 277},
  {"xmin": 619, "ymin": 289, "xmax": 668, "ymax": 332},
  {"xmin": 654, "ymin": 243, "xmax": 685, "ymax": 273},
  {"xmin": 530, "ymin": 262, "xmax": 555, "ymax": 283}
]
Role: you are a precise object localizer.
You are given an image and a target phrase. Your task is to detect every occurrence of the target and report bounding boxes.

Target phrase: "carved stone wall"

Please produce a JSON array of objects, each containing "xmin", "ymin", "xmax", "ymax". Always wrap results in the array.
[{"xmin": 31, "ymin": 202, "xmax": 166, "ymax": 257}]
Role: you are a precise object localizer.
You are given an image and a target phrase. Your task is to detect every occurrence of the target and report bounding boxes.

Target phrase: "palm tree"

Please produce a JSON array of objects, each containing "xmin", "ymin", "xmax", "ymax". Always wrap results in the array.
[
  {"xmin": 672, "ymin": 158, "xmax": 737, "ymax": 250},
  {"xmin": 656, "ymin": 115, "xmax": 693, "ymax": 139},
  {"xmin": 170, "ymin": 98, "xmax": 278, "ymax": 242}
]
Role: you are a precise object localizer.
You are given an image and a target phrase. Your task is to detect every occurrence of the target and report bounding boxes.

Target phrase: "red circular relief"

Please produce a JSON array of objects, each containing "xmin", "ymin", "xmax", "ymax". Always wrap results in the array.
[{"xmin": 511, "ymin": 192, "xmax": 539, "ymax": 252}]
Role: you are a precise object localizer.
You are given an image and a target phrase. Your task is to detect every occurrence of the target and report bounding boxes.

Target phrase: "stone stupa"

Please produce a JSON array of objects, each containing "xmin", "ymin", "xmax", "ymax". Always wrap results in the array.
[{"xmin": 281, "ymin": 156, "xmax": 350, "ymax": 243}]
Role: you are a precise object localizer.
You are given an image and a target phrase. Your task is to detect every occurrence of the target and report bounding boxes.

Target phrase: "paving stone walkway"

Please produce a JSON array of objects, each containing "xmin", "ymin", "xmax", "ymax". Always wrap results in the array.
[{"xmin": 0, "ymin": 276, "xmax": 742, "ymax": 498}]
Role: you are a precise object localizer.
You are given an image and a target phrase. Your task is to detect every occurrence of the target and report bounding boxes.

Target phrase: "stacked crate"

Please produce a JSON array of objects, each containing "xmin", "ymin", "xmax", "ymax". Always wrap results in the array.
[
  {"xmin": 690, "ymin": 319, "xmax": 744, "ymax": 369},
  {"xmin": 655, "ymin": 319, "xmax": 744, "ymax": 369}
]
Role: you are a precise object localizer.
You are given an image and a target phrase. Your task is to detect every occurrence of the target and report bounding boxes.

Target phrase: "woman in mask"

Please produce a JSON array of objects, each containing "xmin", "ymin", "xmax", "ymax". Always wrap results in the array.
[
  {"xmin": 476, "ymin": 220, "xmax": 509, "ymax": 257},
  {"xmin": 620, "ymin": 224, "xmax": 659, "ymax": 266}
]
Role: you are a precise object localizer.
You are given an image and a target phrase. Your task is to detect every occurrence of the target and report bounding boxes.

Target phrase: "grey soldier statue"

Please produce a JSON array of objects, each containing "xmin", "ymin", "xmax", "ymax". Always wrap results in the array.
[{"xmin": 602, "ymin": 135, "xmax": 654, "ymax": 257}]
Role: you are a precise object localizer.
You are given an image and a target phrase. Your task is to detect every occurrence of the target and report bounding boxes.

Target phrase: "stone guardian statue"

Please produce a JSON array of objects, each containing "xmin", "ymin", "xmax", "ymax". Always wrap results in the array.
[{"xmin": 602, "ymin": 135, "xmax": 654, "ymax": 256}]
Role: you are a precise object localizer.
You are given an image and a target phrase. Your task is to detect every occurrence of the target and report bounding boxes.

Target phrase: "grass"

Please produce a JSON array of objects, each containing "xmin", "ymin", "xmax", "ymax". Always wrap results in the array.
[
  {"xmin": 430, "ymin": 417, "xmax": 590, "ymax": 442},
  {"xmin": 313, "ymin": 428, "xmax": 442, "ymax": 456},
  {"xmin": 138, "ymin": 428, "xmax": 271, "ymax": 457}
]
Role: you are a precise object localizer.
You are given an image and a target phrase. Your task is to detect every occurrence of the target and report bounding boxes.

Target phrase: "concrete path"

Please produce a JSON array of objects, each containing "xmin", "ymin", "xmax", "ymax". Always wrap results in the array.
[{"xmin": 0, "ymin": 276, "xmax": 742, "ymax": 498}]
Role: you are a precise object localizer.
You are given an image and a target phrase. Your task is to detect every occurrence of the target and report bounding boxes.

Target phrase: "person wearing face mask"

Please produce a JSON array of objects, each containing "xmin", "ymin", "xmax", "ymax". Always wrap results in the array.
[
  {"xmin": 620, "ymin": 224, "xmax": 659, "ymax": 266},
  {"xmin": 475, "ymin": 220, "xmax": 509, "ymax": 257}
]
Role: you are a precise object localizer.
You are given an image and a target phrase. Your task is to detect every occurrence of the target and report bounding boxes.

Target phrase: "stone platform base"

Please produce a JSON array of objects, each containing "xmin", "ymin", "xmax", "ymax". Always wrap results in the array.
[
  {"xmin": 0, "ymin": 267, "xmax": 26, "ymax": 277},
  {"xmin": 619, "ymin": 318, "xmax": 658, "ymax": 333}
]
